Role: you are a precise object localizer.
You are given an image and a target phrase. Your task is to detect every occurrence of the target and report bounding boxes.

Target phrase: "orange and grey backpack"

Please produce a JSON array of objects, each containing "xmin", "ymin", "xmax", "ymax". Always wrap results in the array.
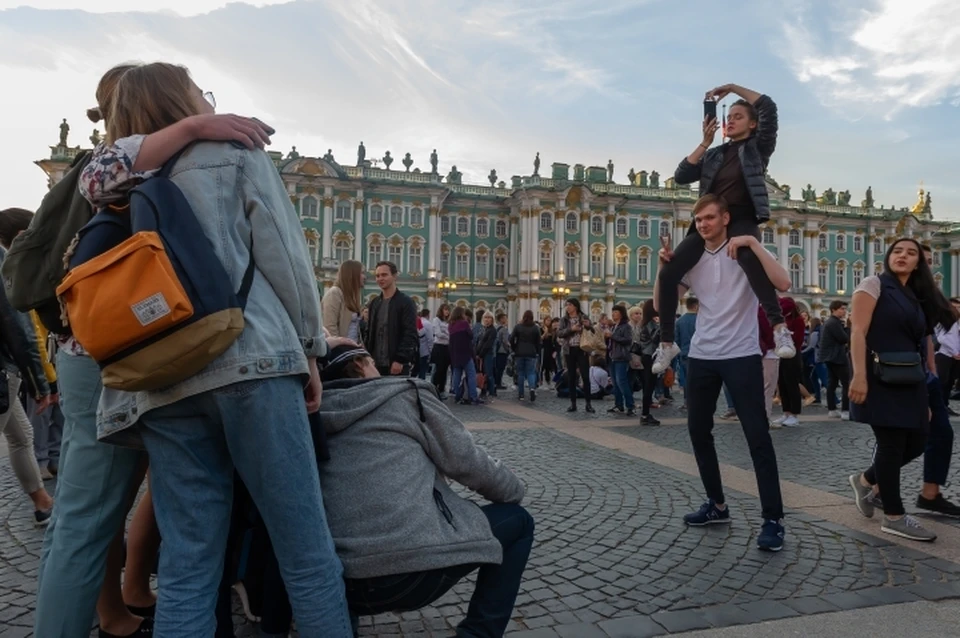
[{"xmin": 56, "ymin": 152, "xmax": 254, "ymax": 391}]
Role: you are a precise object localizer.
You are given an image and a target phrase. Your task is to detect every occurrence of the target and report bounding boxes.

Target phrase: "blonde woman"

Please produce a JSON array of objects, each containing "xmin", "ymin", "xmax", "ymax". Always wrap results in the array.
[{"xmin": 322, "ymin": 259, "xmax": 365, "ymax": 342}]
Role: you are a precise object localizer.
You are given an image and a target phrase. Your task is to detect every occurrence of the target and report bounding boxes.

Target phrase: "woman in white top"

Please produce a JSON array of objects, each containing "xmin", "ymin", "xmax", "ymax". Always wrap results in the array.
[
  {"xmin": 322, "ymin": 260, "xmax": 364, "ymax": 342},
  {"xmin": 431, "ymin": 304, "xmax": 452, "ymax": 398}
]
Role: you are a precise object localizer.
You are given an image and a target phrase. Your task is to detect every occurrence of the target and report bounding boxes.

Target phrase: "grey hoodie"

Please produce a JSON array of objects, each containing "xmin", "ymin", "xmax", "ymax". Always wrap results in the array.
[{"xmin": 317, "ymin": 376, "xmax": 525, "ymax": 579}]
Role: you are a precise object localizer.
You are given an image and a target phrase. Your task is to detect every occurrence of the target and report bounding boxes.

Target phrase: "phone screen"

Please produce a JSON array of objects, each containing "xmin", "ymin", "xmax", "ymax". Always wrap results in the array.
[{"xmin": 703, "ymin": 99, "xmax": 717, "ymax": 120}]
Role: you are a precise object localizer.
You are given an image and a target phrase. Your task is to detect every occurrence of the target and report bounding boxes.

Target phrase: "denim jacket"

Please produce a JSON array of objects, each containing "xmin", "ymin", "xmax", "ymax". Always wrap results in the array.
[{"xmin": 96, "ymin": 142, "xmax": 326, "ymax": 446}]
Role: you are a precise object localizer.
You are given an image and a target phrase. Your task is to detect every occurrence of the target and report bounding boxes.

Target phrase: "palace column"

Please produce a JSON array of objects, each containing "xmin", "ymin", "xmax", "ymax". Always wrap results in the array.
[
  {"xmin": 509, "ymin": 213, "xmax": 519, "ymax": 280},
  {"xmin": 807, "ymin": 229, "xmax": 818, "ymax": 288},
  {"xmin": 554, "ymin": 209, "xmax": 565, "ymax": 279},
  {"xmin": 427, "ymin": 203, "xmax": 439, "ymax": 278},
  {"xmin": 322, "ymin": 186, "xmax": 334, "ymax": 260},
  {"xmin": 952, "ymin": 250, "xmax": 960, "ymax": 297},
  {"xmin": 866, "ymin": 223, "xmax": 875, "ymax": 273},
  {"xmin": 777, "ymin": 226, "xmax": 789, "ymax": 271},
  {"xmin": 580, "ymin": 205, "xmax": 590, "ymax": 281},
  {"xmin": 605, "ymin": 205, "xmax": 615, "ymax": 283}
]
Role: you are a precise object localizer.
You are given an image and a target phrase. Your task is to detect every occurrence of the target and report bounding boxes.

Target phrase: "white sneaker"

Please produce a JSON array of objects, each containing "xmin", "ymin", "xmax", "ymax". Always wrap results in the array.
[
  {"xmin": 771, "ymin": 414, "xmax": 787, "ymax": 425},
  {"xmin": 841, "ymin": 411, "xmax": 850, "ymax": 421},
  {"xmin": 773, "ymin": 326, "xmax": 796, "ymax": 359},
  {"xmin": 782, "ymin": 415, "xmax": 800, "ymax": 427},
  {"xmin": 651, "ymin": 343, "xmax": 680, "ymax": 375},
  {"xmin": 828, "ymin": 410, "xmax": 841, "ymax": 418}
]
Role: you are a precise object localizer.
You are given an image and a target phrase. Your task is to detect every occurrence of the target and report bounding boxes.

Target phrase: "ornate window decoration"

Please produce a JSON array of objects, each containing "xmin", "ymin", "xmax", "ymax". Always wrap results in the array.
[
  {"xmin": 540, "ymin": 211, "xmax": 553, "ymax": 232},
  {"xmin": 409, "ymin": 207, "xmax": 424, "ymax": 228},
  {"xmin": 302, "ymin": 196, "xmax": 319, "ymax": 219},
  {"xmin": 495, "ymin": 219, "xmax": 508, "ymax": 239},
  {"xmin": 335, "ymin": 200, "xmax": 352, "ymax": 222},
  {"xmin": 615, "ymin": 217, "xmax": 628, "ymax": 237},
  {"xmin": 637, "ymin": 219, "xmax": 650, "ymax": 239},
  {"xmin": 590, "ymin": 215, "xmax": 604, "ymax": 236},
  {"xmin": 369, "ymin": 203, "xmax": 384, "ymax": 225},
  {"xmin": 566, "ymin": 212, "xmax": 579, "ymax": 233},
  {"xmin": 788, "ymin": 229, "xmax": 801, "ymax": 247},
  {"xmin": 476, "ymin": 217, "xmax": 489, "ymax": 238}
]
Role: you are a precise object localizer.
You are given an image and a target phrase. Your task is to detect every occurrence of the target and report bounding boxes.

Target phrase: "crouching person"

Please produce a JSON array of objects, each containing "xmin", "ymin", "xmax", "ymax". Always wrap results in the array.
[{"xmin": 318, "ymin": 345, "xmax": 534, "ymax": 638}]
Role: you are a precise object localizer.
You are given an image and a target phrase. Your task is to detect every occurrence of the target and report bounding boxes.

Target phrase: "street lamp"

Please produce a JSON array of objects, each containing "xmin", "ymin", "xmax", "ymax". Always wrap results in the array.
[
  {"xmin": 438, "ymin": 279, "xmax": 457, "ymax": 303},
  {"xmin": 552, "ymin": 286, "xmax": 571, "ymax": 316}
]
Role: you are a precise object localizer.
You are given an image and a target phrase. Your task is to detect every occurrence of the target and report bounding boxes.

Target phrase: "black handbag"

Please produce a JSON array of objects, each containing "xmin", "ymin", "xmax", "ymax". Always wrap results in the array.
[{"xmin": 872, "ymin": 351, "xmax": 925, "ymax": 385}]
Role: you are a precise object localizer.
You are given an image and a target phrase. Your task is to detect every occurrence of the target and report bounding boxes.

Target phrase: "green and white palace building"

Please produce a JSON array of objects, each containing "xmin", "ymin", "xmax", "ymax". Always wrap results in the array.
[{"xmin": 37, "ymin": 129, "xmax": 960, "ymax": 325}]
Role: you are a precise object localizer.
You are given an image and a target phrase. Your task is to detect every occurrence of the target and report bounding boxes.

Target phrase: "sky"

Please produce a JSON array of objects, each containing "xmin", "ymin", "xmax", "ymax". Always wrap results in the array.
[{"xmin": 2, "ymin": 0, "xmax": 959, "ymax": 217}]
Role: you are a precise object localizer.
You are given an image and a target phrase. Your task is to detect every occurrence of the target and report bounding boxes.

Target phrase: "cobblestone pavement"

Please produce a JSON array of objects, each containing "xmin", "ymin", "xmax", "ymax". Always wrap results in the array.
[{"xmin": 4, "ymin": 392, "xmax": 960, "ymax": 637}]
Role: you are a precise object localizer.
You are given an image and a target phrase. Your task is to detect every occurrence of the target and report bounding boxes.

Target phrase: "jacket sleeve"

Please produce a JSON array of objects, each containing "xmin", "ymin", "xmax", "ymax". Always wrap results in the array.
[
  {"xmin": 611, "ymin": 324, "xmax": 632, "ymax": 345},
  {"xmin": 753, "ymin": 94, "xmax": 778, "ymax": 163},
  {"xmin": 395, "ymin": 295, "xmax": 420, "ymax": 365},
  {"xmin": 556, "ymin": 316, "xmax": 573, "ymax": 339},
  {"xmin": 241, "ymin": 150, "xmax": 326, "ymax": 358},
  {"xmin": 320, "ymin": 287, "xmax": 343, "ymax": 338},
  {"xmin": 828, "ymin": 319, "xmax": 849, "ymax": 345},
  {"xmin": 415, "ymin": 388, "xmax": 525, "ymax": 503},
  {"xmin": 78, "ymin": 136, "xmax": 157, "ymax": 207},
  {"xmin": 0, "ymin": 284, "xmax": 48, "ymax": 398},
  {"xmin": 674, "ymin": 157, "xmax": 703, "ymax": 186}
]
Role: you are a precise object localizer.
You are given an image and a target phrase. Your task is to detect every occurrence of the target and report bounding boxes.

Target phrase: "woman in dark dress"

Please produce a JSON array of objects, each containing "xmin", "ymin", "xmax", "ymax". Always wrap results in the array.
[{"xmin": 847, "ymin": 238, "xmax": 955, "ymax": 542}]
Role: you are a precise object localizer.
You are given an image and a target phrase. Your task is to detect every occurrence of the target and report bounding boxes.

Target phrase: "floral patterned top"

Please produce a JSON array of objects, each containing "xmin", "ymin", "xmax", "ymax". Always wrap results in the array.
[{"xmin": 59, "ymin": 135, "xmax": 155, "ymax": 356}]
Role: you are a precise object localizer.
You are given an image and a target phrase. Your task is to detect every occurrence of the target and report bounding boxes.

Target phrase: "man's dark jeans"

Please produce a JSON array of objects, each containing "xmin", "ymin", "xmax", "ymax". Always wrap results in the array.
[
  {"xmin": 826, "ymin": 362, "xmax": 850, "ymax": 411},
  {"xmin": 495, "ymin": 352, "xmax": 509, "ymax": 389},
  {"xmin": 925, "ymin": 378, "xmax": 954, "ymax": 486},
  {"xmin": 345, "ymin": 503, "xmax": 534, "ymax": 638},
  {"xmin": 687, "ymin": 355, "xmax": 784, "ymax": 520}
]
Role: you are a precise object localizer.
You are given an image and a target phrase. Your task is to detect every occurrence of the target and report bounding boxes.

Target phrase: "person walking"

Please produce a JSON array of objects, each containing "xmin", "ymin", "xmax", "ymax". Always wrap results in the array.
[
  {"xmin": 511, "ymin": 311, "xmax": 542, "ymax": 402},
  {"xmin": 818, "ymin": 301, "xmax": 851, "ymax": 419}
]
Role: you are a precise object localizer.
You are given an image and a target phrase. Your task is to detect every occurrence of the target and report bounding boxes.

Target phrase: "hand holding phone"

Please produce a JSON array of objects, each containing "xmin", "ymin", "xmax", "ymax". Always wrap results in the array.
[{"xmin": 703, "ymin": 97, "xmax": 718, "ymax": 121}]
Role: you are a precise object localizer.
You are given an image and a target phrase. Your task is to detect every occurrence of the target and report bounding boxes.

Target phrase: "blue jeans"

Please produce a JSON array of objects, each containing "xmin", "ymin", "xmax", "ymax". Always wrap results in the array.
[
  {"xmin": 345, "ymin": 503, "xmax": 534, "ymax": 638},
  {"xmin": 610, "ymin": 360, "xmax": 634, "ymax": 410},
  {"xmin": 515, "ymin": 357, "xmax": 537, "ymax": 397},
  {"xmin": 139, "ymin": 375, "xmax": 351, "ymax": 637},
  {"xmin": 482, "ymin": 353, "xmax": 497, "ymax": 396},
  {"xmin": 452, "ymin": 360, "xmax": 479, "ymax": 403},
  {"xmin": 36, "ymin": 353, "xmax": 145, "ymax": 638},
  {"xmin": 810, "ymin": 362, "xmax": 830, "ymax": 402}
]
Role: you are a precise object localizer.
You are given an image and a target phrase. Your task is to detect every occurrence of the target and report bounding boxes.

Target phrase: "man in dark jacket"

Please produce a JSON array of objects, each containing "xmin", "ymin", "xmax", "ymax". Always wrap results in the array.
[
  {"xmin": 367, "ymin": 261, "xmax": 419, "ymax": 376},
  {"xmin": 652, "ymin": 83, "xmax": 794, "ymax": 377},
  {"xmin": 817, "ymin": 300, "xmax": 850, "ymax": 418}
]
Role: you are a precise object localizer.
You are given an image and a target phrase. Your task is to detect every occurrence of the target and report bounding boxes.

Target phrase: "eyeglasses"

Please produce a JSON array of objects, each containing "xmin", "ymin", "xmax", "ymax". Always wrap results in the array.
[{"xmin": 203, "ymin": 91, "xmax": 216, "ymax": 109}]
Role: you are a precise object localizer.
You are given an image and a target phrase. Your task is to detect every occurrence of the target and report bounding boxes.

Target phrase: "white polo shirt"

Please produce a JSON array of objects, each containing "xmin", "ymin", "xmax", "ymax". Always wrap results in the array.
[{"xmin": 680, "ymin": 239, "xmax": 763, "ymax": 360}]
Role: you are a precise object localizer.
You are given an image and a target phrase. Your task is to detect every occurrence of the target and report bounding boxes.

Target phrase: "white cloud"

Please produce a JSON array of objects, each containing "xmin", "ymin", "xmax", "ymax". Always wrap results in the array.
[
  {"xmin": 780, "ymin": 0, "xmax": 960, "ymax": 114},
  {"xmin": 0, "ymin": 0, "xmax": 291, "ymax": 16}
]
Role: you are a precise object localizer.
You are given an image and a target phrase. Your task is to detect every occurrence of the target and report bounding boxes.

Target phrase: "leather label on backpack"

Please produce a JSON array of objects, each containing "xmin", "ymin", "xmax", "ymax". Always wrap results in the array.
[{"xmin": 131, "ymin": 292, "xmax": 172, "ymax": 326}]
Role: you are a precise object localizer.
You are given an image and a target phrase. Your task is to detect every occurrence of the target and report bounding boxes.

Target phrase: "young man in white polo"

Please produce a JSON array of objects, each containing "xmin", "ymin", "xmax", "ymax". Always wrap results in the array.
[{"xmin": 654, "ymin": 194, "xmax": 792, "ymax": 551}]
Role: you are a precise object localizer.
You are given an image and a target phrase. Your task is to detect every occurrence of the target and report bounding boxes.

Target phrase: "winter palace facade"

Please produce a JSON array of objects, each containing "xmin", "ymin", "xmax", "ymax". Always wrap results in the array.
[{"xmin": 36, "ymin": 132, "xmax": 960, "ymax": 326}]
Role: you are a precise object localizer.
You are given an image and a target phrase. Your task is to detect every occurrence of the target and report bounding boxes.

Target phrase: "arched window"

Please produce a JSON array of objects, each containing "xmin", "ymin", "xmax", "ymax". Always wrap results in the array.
[
  {"xmin": 367, "ymin": 241, "xmax": 382, "ymax": 270},
  {"xmin": 818, "ymin": 262, "xmax": 828, "ymax": 291},
  {"xmin": 637, "ymin": 219, "xmax": 650, "ymax": 238},
  {"xmin": 456, "ymin": 252, "xmax": 469, "ymax": 280},
  {"xmin": 440, "ymin": 248, "xmax": 450, "ymax": 277},
  {"xmin": 306, "ymin": 237, "xmax": 318, "ymax": 264},
  {"xmin": 369, "ymin": 204, "xmax": 383, "ymax": 224},
  {"xmin": 475, "ymin": 252, "xmax": 489, "ymax": 281},
  {"xmin": 616, "ymin": 218, "xmax": 628, "ymax": 236},
  {"xmin": 789, "ymin": 260, "xmax": 802, "ymax": 290},
  {"xmin": 456, "ymin": 216, "xmax": 469, "ymax": 235},
  {"xmin": 476, "ymin": 218, "xmax": 489, "ymax": 237},
  {"xmin": 660, "ymin": 221, "xmax": 671, "ymax": 237},
  {"xmin": 566, "ymin": 212, "xmax": 579, "ymax": 233},
  {"xmin": 853, "ymin": 235, "xmax": 863, "ymax": 253},
  {"xmin": 494, "ymin": 252, "xmax": 507, "ymax": 281},
  {"xmin": 565, "ymin": 249, "xmax": 579, "ymax": 278},
  {"xmin": 335, "ymin": 200, "xmax": 352, "ymax": 221},
  {"xmin": 495, "ymin": 219, "xmax": 508, "ymax": 239},
  {"xmin": 591, "ymin": 216, "xmax": 604, "ymax": 235},
  {"xmin": 539, "ymin": 246, "xmax": 552, "ymax": 276},
  {"xmin": 334, "ymin": 239, "xmax": 352, "ymax": 264},
  {"xmin": 408, "ymin": 244, "xmax": 422, "ymax": 275},
  {"xmin": 409, "ymin": 207, "xmax": 423, "ymax": 227},
  {"xmin": 873, "ymin": 238, "xmax": 883, "ymax": 254},
  {"xmin": 388, "ymin": 243, "xmax": 403, "ymax": 267},
  {"xmin": 637, "ymin": 253, "xmax": 650, "ymax": 282},
  {"xmin": 440, "ymin": 215, "xmax": 450, "ymax": 235},
  {"xmin": 835, "ymin": 262, "xmax": 847, "ymax": 293},
  {"xmin": 874, "ymin": 261, "xmax": 882, "ymax": 275},
  {"xmin": 302, "ymin": 197, "xmax": 319, "ymax": 219},
  {"xmin": 540, "ymin": 212, "xmax": 553, "ymax": 232},
  {"xmin": 762, "ymin": 227, "xmax": 774, "ymax": 244},
  {"xmin": 788, "ymin": 229, "xmax": 801, "ymax": 247},
  {"xmin": 853, "ymin": 262, "xmax": 864, "ymax": 288},
  {"xmin": 590, "ymin": 252, "xmax": 603, "ymax": 278},
  {"xmin": 836, "ymin": 233, "xmax": 847, "ymax": 252},
  {"xmin": 390, "ymin": 206, "xmax": 403, "ymax": 226},
  {"xmin": 818, "ymin": 233, "xmax": 828, "ymax": 251},
  {"xmin": 615, "ymin": 252, "xmax": 627, "ymax": 280}
]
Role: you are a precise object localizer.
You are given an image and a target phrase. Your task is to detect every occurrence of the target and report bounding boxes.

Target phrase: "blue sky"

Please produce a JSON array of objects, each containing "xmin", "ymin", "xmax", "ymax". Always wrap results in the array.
[{"xmin": 1, "ymin": 0, "xmax": 958, "ymax": 217}]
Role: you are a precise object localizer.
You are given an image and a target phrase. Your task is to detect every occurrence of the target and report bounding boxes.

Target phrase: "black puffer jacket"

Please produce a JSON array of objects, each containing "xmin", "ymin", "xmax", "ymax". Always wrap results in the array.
[
  {"xmin": 0, "ymin": 250, "xmax": 50, "ymax": 398},
  {"xmin": 674, "ymin": 94, "xmax": 778, "ymax": 222},
  {"xmin": 510, "ymin": 323, "xmax": 542, "ymax": 358}
]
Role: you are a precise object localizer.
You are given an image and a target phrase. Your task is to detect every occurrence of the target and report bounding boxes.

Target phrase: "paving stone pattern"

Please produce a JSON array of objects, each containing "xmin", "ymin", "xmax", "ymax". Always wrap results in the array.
[{"xmin": 3, "ymin": 419, "xmax": 960, "ymax": 636}]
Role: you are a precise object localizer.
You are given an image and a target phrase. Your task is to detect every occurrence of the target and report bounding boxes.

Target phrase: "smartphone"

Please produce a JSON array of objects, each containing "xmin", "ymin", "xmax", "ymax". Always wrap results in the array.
[{"xmin": 703, "ymin": 98, "xmax": 717, "ymax": 121}]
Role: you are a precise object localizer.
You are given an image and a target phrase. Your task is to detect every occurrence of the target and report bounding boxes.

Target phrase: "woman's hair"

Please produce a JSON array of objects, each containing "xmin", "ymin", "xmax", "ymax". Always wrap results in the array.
[
  {"xmin": 641, "ymin": 299, "xmax": 658, "ymax": 326},
  {"xmin": 590, "ymin": 354, "xmax": 606, "ymax": 367},
  {"xmin": 522, "ymin": 310, "xmax": 534, "ymax": 326},
  {"xmin": 612, "ymin": 305, "xmax": 628, "ymax": 323},
  {"xmin": 437, "ymin": 303, "xmax": 451, "ymax": 321},
  {"xmin": 0, "ymin": 208, "xmax": 33, "ymax": 248},
  {"xmin": 450, "ymin": 306, "xmax": 466, "ymax": 323},
  {"xmin": 810, "ymin": 317, "xmax": 821, "ymax": 329},
  {"xmin": 628, "ymin": 305, "xmax": 643, "ymax": 321},
  {"xmin": 565, "ymin": 298, "xmax": 581, "ymax": 314},
  {"xmin": 334, "ymin": 260, "xmax": 363, "ymax": 314},
  {"xmin": 883, "ymin": 237, "xmax": 956, "ymax": 333},
  {"xmin": 88, "ymin": 63, "xmax": 137, "ymax": 124},
  {"xmin": 107, "ymin": 62, "xmax": 204, "ymax": 144}
]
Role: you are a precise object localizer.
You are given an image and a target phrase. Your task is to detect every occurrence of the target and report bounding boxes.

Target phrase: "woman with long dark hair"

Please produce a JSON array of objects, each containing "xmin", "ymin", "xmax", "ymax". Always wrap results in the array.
[
  {"xmin": 557, "ymin": 299, "xmax": 593, "ymax": 413},
  {"xmin": 638, "ymin": 300, "xmax": 661, "ymax": 426},
  {"xmin": 541, "ymin": 319, "xmax": 558, "ymax": 386},
  {"xmin": 431, "ymin": 304, "xmax": 452, "ymax": 398},
  {"xmin": 511, "ymin": 310, "xmax": 542, "ymax": 401},
  {"xmin": 847, "ymin": 238, "xmax": 955, "ymax": 542}
]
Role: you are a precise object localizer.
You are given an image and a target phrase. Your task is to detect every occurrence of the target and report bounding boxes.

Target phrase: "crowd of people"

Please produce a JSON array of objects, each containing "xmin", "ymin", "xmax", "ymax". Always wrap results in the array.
[{"xmin": 0, "ymin": 64, "xmax": 955, "ymax": 638}]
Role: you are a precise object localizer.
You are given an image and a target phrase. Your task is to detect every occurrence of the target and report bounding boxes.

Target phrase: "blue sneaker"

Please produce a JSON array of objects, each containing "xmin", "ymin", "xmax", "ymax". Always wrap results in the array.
[
  {"xmin": 757, "ymin": 519, "xmax": 785, "ymax": 552},
  {"xmin": 683, "ymin": 500, "xmax": 731, "ymax": 526}
]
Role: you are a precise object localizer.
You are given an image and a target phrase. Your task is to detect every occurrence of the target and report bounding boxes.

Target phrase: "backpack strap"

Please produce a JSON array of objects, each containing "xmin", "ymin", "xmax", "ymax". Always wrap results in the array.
[{"xmin": 236, "ymin": 234, "xmax": 256, "ymax": 309}]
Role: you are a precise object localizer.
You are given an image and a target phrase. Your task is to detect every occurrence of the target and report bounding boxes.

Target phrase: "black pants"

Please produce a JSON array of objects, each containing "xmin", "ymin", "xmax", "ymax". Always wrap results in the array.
[
  {"xmin": 935, "ymin": 353, "xmax": 960, "ymax": 407},
  {"xmin": 863, "ymin": 426, "xmax": 927, "ymax": 516},
  {"xmin": 640, "ymin": 354, "xmax": 657, "ymax": 416},
  {"xmin": 777, "ymin": 355, "xmax": 803, "ymax": 414},
  {"xmin": 566, "ymin": 347, "xmax": 592, "ymax": 408},
  {"xmin": 431, "ymin": 344, "xmax": 451, "ymax": 393},
  {"xmin": 656, "ymin": 212, "xmax": 784, "ymax": 343},
  {"xmin": 542, "ymin": 352, "xmax": 557, "ymax": 384},
  {"xmin": 924, "ymin": 378, "xmax": 954, "ymax": 486},
  {"xmin": 687, "ymin": 355, "xmax": 784, "ymax": 520},
  {"xmin": 825, "ymin": 362, "xmax": 850, "ymax": 411}
]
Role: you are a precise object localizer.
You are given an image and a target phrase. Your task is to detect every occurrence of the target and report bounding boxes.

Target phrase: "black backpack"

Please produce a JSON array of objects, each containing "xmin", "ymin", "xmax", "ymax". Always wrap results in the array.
[{"xmin": 1, "ymin": 151, "xmax": 94, "ymax": 335}]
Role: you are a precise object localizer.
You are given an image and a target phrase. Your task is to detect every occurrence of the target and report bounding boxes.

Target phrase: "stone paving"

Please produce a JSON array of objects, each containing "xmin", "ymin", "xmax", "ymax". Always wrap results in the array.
[{"xmin": 3, "ymin": 389, "xmax": 960, "ymax": 637}]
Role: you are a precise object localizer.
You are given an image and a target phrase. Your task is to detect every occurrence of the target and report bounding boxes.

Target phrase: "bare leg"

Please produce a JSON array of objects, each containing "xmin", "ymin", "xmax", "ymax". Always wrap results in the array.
[
  {"xmin": 123, "ymin": 480, "xmax": 160, "ymax": 609},
  {"xmin": 97, "ymin": 530, "xmax": 145, "ymax": 635}
]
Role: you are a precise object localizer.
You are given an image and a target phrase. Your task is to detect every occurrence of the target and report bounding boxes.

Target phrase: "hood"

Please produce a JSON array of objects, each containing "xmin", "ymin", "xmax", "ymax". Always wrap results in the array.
[
  {"xmin": 318, "ymin": 377, "xmax": 435, "ymax": 435},
  {"xmin": 449, "ymin": 320, "xmax": 471, "ymax": 335},
  {"xmin": 778, "ymin": 296, "xmax": 798, "ymax": 318}
]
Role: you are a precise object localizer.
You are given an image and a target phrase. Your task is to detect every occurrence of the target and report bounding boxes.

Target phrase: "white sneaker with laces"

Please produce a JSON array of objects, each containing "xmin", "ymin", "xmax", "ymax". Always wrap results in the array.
[
  {"xmin": 782, "ymin": 415, "xmax": 800, "ymax": 427},
  {"xmin": 651, "ymin": 343, "xmax": 680, "ymax": 375},
  {"xmin": 773, "ymin": 325, "xmax": 796, "ymax": 359},
  {"xmin": 827, "ymin": 410, "xmax": 841, "ymax": 418},
  {"xmin": 771, "ymin": 414, "xmax": 787, "ymax": 425}
]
